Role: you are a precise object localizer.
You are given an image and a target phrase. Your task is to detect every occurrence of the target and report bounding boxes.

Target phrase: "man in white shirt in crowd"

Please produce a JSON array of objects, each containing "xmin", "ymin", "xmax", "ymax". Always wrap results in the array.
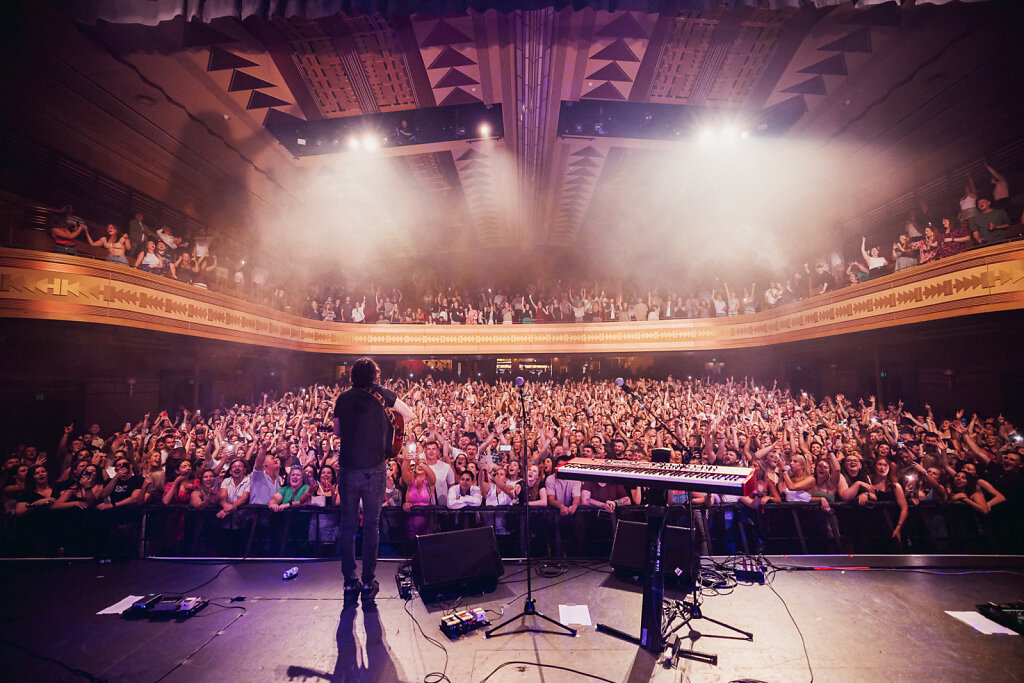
[
  {"xmin": 447, "ymin": 470, "xmax": 482, "ymax": 509},
  {"xmin": 424, "ymin": 440, "xmax": 454, "ymax": 507}
]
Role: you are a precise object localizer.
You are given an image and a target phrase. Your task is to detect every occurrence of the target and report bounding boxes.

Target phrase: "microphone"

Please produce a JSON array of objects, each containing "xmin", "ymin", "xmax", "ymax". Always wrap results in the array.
[
  {"xmin": 615, "ymin": 377, "xmax": 633, "ymax": 394},
  {"xmin": 515, "ymin": 376, "xmax": 525, "ymax": 387}
]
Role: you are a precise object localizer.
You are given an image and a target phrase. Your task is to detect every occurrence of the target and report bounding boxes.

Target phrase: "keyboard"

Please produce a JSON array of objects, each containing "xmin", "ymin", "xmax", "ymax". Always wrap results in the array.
[{"xmin": 556, "ymin": 458, "xmax": 756, "ymax": 496}]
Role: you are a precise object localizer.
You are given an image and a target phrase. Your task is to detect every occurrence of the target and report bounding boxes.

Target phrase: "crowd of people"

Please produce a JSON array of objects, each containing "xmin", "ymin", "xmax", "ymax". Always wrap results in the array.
[
  {"xmin": 853, "ymin": 166, "xmax": 1018, "ymax": 282},
  {"xmin": 4, "ymin": 375, "xmax": 1021, "ymax": 553},
  {"xmin": 41, "ymin": 161, "xmax": 1020, "ymax": 326}
]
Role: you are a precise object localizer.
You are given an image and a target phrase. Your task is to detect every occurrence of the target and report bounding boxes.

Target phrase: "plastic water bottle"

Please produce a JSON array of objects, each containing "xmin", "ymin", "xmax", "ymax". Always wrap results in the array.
[{"xmin": 283, "ymin": 566, "xmax": 298, "ymax": 580}]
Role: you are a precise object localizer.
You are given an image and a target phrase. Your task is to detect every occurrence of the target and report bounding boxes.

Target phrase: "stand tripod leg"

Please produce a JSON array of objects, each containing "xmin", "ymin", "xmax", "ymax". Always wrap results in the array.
[
  {"xmin": 484, "ymin": 601, "xmax": 577, "ymax": 638},
  {"xmin": 696, "ymin": 613, "xmax": 754, "ymax": 641},
  {"xmin": 596, "ymin": 622, "xmax": 640, "ymax": 646}
]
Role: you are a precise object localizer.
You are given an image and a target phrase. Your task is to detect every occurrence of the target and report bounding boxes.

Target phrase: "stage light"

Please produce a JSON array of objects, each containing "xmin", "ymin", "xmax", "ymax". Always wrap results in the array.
[
  {"xmin": 297, "ymin": 138, "xmax": 307, "ymax": 146},
  {"xmin": 479, "ymin": 123, "xmax": 491, "ymax": 138},
  {"xmin": 348, "ymin": 137, "xmax": 360, "ymax": 150},
  {"xmin": 363, "ymin": 136, "xmax": 379, "ymax": 151},
  {"xmin": 698, "ymin": 128, "xmax": 715, "ymax": 144},
  {"xmin": 721, "ymin": 126, "xmax": 738, "ymax": 142},
  {"xmin": 740, "ymin": 130, "xmax": 750, "ymax": 140}
]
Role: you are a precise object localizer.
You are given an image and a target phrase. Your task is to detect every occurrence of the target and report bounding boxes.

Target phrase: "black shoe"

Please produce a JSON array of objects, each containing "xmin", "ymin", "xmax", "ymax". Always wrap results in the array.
[
  {"xmin": 361, "ymin": 580, "xmax": 379, "ymax": 609},
  {"xmin": 344, "ymin": 580, "xmax": 360, "ymax": 607}
]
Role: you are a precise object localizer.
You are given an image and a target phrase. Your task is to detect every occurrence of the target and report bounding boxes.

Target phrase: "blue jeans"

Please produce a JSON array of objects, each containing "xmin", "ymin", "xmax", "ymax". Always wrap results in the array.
[{"xmin": 339, "ymin": 465, "xmax": 386, "ymax": 585}]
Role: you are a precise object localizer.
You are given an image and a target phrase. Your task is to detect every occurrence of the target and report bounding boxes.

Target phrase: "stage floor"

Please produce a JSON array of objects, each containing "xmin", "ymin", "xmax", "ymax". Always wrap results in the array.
[{"xmin": 1, "ymin": 556, "xmax": 1022, "ymax": 683}]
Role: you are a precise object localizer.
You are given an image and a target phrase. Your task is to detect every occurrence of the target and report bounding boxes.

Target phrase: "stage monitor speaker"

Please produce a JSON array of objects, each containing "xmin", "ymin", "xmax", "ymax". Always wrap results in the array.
[
  {"xmin": 609, "ymin": 519, "xmax": 697, "ymax": 591},
  {"xmin": 413, "ymin": 526, "xmax": 504, "ymax": 603}
]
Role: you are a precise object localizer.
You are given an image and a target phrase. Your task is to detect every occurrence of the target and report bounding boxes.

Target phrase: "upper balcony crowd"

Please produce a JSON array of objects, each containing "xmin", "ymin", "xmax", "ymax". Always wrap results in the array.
[{"xmin": 34, "ymin": 164, "xmax": 1021, "ymax": 325}]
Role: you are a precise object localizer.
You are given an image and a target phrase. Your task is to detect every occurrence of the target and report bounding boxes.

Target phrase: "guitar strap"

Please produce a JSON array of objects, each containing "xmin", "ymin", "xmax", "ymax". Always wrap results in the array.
[{"xmin": 364, "ymin": 386, "xmax": 398, "ymax": 432}]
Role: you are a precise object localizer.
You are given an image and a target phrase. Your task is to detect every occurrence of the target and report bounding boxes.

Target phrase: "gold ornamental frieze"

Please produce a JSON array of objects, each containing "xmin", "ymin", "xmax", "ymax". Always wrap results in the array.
[{"xmin": 0, "ymin": 245, "xmax": 1022, "ymax": 355}]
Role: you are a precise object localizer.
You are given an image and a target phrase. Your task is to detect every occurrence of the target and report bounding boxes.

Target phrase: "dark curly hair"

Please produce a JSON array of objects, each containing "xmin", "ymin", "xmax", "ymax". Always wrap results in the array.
[{"xmin": 351, "ymin": 357, "xmax": 380, "ymax": 388}]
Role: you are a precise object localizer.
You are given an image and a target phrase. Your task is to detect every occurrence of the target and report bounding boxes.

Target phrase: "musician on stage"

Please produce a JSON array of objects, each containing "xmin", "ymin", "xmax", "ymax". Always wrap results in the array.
[{"xmin": 333, "ymin": 357, "xmax": 414, "ymax": 608}]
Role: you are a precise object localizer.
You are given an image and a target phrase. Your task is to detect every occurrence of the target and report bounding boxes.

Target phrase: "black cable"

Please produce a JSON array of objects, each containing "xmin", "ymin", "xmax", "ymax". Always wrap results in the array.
[
  {"xmin": 477, "ymin": 661, "xmax": 618, "ymax": 683},
  {"xmin": 0, "ymin": 636, "xmax": 108, "ymax": 683},
  {"xmin": 402, "ymin": 599, "xmax": 451, "ymax": 683},
  {"xmin": 766, "ymin": 581, "xmax": 813, "ymax": 683},
  {"xmin": 502, "ymin": 568, "xmax": 591, "ymax": 607},
  {"xmin": 153, "ymin": 603, "xmax": 246, "ymax": 683},
  {"xmin": 172, "ymin": 563, "xmax": 232, "ymax": 595}
]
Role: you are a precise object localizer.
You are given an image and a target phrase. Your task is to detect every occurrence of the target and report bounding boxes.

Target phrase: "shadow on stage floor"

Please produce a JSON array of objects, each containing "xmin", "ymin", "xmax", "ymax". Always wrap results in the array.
[{"xmin": 1, "ymin": 556, "xmax": 1022, "ymax": 682}]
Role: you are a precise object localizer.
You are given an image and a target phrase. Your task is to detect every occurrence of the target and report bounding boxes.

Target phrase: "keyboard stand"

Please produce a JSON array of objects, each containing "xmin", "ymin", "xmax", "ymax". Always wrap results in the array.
[{"xmin": 597, "ymin": 493, "xmax": 747, "ymax": 666}]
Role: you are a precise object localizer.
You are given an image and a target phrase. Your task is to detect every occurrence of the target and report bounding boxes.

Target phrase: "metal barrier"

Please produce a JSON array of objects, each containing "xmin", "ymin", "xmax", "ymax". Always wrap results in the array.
[{"xmin": 2, "ymin": 501, "xmax": 1021, "ymax": 558}]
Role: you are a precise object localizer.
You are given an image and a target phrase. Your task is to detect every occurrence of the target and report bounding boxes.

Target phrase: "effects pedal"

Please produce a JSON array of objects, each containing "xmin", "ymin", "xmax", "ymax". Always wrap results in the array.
[
  {"xmin": 734, "ymin": 557, "xmax": 767, "ymax": 584},
  {"xmin": 126, "ymin": 594, "xmax": 208, "ymax": 618},
  {"xmin": 439, "ymin": 607, "xmax": 489, "ymax": 640},
  {"xmin": 396, "ymin": 574, "xmax": 416, "ymax": 601}
]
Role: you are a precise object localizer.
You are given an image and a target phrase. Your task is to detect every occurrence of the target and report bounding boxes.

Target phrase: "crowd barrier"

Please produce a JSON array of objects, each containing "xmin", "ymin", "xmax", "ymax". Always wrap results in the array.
[{"xmin": 3, "ymin": 501, "xmax": 1020, "ymax": 559}]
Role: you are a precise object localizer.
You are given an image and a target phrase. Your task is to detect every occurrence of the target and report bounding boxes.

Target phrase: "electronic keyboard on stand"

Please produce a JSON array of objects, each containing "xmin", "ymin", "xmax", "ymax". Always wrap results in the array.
[
  {"xmin": 556, "ymin": 456, "xmax": 756, "ymax": 662},
  {"xmin": 556, "ymin": 458, "xmax": 756, "ymax": 497}
]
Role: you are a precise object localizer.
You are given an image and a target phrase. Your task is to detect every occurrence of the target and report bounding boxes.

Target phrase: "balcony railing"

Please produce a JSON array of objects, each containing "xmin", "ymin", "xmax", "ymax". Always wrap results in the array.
[{"xmin": 1, "ymin": 243, "xmax": 1022, "ymax": 354}]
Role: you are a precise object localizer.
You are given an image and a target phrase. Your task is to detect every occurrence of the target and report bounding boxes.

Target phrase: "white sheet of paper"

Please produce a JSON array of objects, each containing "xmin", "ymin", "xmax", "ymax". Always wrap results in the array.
[
  {"xmin": 946, "ymin": 611, "xmax": 1019, "ymax": 635},
  {"xmin": 559, "ymin": 604, "xmax": 592, "ymax": 626},
  {"xmin": 98, "ymin": 595, "xmax": 144, "ymax": 615}
]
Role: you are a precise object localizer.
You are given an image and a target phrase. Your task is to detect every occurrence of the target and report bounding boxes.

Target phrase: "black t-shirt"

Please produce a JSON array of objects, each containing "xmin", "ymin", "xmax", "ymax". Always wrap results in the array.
[
  {"xmin": 334, "ymin": 385, "xmax": 397, "ymax": 470},
  {"xmin": 109, "ymin": 475, "xmax": 143, "ymax": 504},
  {"xmin": 16, "ymin": 490, "xmax": 45, "ymax": 505}
]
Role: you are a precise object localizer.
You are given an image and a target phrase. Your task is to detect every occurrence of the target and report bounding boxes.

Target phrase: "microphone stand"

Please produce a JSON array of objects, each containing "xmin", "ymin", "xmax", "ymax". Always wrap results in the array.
[
  {"xmin": 486, "ymin": 379, "xmax": 577, "ymax": 639},
  {"xmin": 595, "ymin": 380, "xmax": 752, "ymax": 666}
]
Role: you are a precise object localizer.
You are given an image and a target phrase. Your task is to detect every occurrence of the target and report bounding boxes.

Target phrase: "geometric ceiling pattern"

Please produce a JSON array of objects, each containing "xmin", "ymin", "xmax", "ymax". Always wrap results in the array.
[
  {"xmin": 59, "ymin": 0, "xmax": 1016, "ymax": 257},
  {"xmin": 581, "ymin": 12, "xmax": 656, "ymax": 101},
  {"xmin": 413, "ymin": 17, "xmax": 485, "ymax": 107}
]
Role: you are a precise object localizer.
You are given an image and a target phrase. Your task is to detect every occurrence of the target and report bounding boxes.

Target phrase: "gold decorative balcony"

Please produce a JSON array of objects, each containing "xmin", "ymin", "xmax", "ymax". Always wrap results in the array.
[{"xmin": 1, "ymin": 245, "xmax": 1022, "ymax": 355}]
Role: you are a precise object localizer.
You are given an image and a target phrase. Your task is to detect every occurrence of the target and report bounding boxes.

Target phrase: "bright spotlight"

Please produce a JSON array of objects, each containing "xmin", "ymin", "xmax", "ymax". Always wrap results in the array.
[
  {"xmin": 347, "ymin": 137, "xmax": 360, "ymax": 150},
  {"xmin": 740, "ymin": 130, "xmax": 750, "ymax": 140},
  {"xmin": 721, "ymin": 126, "xmax": 738, "ymax": 142},
  {"xmin": 362, "ymin": 136, "xmax": 379, "ymax": 151},
  {"xmin": 478, "ymin": 123, "xmax": 491, "ymax": 138},
  {"xmin": 698, "ymin": 128, "xmax": 715, "ymax": 144}
]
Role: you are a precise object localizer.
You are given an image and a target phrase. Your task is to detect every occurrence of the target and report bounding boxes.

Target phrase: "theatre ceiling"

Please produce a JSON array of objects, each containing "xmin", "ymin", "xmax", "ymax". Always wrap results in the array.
[{"xmin": 1, "ymin": 0, "xmax": 1021, "ymax": 265}]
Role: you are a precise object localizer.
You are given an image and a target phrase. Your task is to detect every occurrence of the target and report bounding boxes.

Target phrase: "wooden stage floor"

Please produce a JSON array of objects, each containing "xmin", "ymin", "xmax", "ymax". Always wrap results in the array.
[{"xmin": 0, "ymin": 556, "xmax": 1022, "ymax": 682}]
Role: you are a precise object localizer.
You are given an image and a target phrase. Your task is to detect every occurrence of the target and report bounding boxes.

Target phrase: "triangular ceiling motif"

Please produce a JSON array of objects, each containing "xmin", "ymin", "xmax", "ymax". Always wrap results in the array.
[
  {"xmin": 582, "ymin": 81, "xmax": 626, "ymax": 100},
  {"xmin": 566, "ymin": 176, "xmax": 591, "ymax": 186},
  {"xmin": 798, "ymin": 54, "xmax": 848, "ymax": 76},
  {"xmin": 246, "ymin": 90, "xmax": 289, "ymax": 110},
  {"xmin": 438, "ymin": 87, "xmax": 482, "ymax": 106},
  {"xmin": 594, "ymin": 12, "xmax": 648, "ymax": 40},
  {"xmin": 571, "ymin": 146, "xmax": 603, "ymax": 158},
  {"xmin": 420, "ymin": 20, "xmax": 473, "ymax": 47},
  {"xmin": 763, "ymin": 94, "xmax": 809, "ymax": 119},
  {"xmin": 569, "ymin": 157, "xmax": 600, "ymax": 168},
  {"xmin": 568, "ymin": 167, "xmax": 596, "ymax": 177},
  {"xmin": 434, "ymin": 68, "xmax": 479, "ymax": 88},
  {"xmin": 591, "ymin": 39, "xmax": 640, "ymax": 63},
  {"xmin": 782, "ymin": 75, "xmax": 827, "ymax": 96},
  {"xmin": 427, "ymin": 46, "xmax": 476, "ymax": 69},
  {"xmin": 457, "ymin": 148, "xmax": 489, "ymax": 161},
  {"xmin": 263, "ymin": 108, "xmax": 304, "ymax": 127},
  {"xmin": 585, "ymin": 62, "xmax": 633, "ymax": 83},
  {"xmin": 459, "ymin": 160, "xmax": 489, "ymax": 172},
  {"xmin": 228, "ymin": 70, "xmax": 275, "ymax": 92},
  {"xmin": 208, "ymin": 46, "xmax": 257, "ymax": 72},
  {"xmin": 819, "ymin": 28, "xmax": 873, "ymax": 54}
]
